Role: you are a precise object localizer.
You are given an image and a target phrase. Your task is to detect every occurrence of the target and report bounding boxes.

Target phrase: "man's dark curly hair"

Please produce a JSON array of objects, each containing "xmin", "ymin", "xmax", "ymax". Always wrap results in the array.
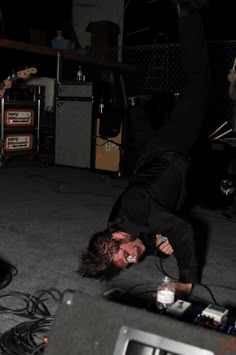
[{"xmin": 79, "ymin": 229, "xmax": 123, "ymax": 281}]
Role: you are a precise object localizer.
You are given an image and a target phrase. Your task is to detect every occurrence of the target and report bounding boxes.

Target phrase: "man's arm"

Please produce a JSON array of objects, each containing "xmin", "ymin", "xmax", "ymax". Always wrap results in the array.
[
  {"xmin": 147, "ymin": 204, "xmax": 199, "ymax": 284},
  {"xmin": 228, "ymin": 69, "xmax": 236, "ymax": 100},
  {"xmin": 118, "ymin": 187, "xmax": 199, "ymax": 284}
]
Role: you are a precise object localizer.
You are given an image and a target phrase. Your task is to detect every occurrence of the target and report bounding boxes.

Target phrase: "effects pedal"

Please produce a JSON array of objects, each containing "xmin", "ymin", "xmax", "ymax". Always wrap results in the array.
[
  {"xmin": 195, "ymin": 304, "xmax": 229, "ymax": 330},
  {"xmin": 201, "ymin": 304, "xmax": 228, "ymax": 323},
  {"xmin": 166, "ymin": 299, "xmax": 192, "ymax": 318}
]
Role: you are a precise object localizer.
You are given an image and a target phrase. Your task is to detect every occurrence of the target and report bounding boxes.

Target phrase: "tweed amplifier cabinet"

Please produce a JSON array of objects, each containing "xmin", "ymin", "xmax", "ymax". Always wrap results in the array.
[{"xmin": 92, "ymin": 118, "xmax": 122, "ymax": 173}]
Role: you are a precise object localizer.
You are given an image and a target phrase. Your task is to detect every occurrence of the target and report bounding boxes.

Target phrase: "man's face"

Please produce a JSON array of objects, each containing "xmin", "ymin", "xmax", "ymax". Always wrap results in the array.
[{"xmin": 111, "ymin": 231, "xmax": 146, "ymax": 269}]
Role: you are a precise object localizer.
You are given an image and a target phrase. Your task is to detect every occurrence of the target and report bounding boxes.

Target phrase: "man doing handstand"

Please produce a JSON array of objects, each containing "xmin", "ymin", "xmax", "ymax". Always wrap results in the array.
[{"xmin": 79, "ymin": 0, "xmax": 211, "ymax": 298}]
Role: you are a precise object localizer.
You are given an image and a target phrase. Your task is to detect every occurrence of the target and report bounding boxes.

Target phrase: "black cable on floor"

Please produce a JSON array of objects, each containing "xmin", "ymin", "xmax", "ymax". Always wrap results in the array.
[
  {"xmin": 0, "ymin": 259, "xmax": 18, "ymax": 291},
  {"xmin": 0, "ymin": 316, "xmax": 54, "ymax": 355},
  {"xmin": 0, "ymin": 289, "xmax": 62, "ymax": 318},
  {"xmin": 0, "ymin": 289, "xmax": 63, "ymax": 354}
]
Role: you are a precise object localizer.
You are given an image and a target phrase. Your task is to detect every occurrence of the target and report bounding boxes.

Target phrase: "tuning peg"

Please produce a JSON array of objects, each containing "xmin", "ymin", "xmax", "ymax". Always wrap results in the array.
[{"xmin": 10, "ymin": 70, "xmax": 17, "ymax": 81}]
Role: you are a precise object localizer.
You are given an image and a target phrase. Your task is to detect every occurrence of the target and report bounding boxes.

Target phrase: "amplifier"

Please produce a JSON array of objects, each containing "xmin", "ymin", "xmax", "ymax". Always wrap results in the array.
[
  {"xmin": 57, "ymin": 83, "xmax": 93, "ymax": 98},
  {"xmin": 4, "ymin": 133, "xmax": 34, "ymax": 151},
  {"xmin": 55, "ymin": 99, "xmax": 93, "ymax": 168},
  {"xmin": 93, "ymin": 118, "xmax": 122, "ymax": 173},
  {"xmin": 4, "ymin": 108, "xmax": 35, "ymax": 127}
]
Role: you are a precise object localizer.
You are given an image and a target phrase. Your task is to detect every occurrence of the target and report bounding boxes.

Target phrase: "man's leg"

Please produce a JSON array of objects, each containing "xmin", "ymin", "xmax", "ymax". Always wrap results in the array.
[
  {"xmin": 169, "ymin": 4, "xmax": 210, "ymax": 150},
  {"xmin": 142, "ymin": 4, "xmax": 211, "ymax": 157},
  {"xmin": 170, "ymin": 3, "xmax": 210, "ymax": 297}
]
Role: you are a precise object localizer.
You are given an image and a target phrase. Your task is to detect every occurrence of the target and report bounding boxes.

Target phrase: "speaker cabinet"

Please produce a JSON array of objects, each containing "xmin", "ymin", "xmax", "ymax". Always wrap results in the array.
[
  {"xmin": 44, "ymin": 290, "xmax": 222, "ymax": 355},
  {"xmin": 55, "ymin": 99, "xmax": 93, "ymax": 168}
]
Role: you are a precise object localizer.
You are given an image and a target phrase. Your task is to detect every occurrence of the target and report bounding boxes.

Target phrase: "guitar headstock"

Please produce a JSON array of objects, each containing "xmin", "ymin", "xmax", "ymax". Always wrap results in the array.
[
  {"xmin": 15, "ymin": 67, "xmax": 38, "ymax": 80},
  {"xmin": 0, "ymin": 67, "xmax": 38, "ymax": 93}
]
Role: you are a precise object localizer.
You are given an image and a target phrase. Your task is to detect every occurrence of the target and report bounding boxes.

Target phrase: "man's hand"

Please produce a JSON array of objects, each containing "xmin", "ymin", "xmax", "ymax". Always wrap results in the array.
[
  {"xmin": 3, "ymin": 77, "xmax": 12, "ymax": 89},
  {"xmin": 174, "ymin": 282, "xmax": 192, "ymax": 299},
  {"xmin": 156, "ymin": 234, "xmax": 174, "ymax": 255},
  {"xmin": 0, "ymin": 76, "xmax": 12, "ymax": 97}
]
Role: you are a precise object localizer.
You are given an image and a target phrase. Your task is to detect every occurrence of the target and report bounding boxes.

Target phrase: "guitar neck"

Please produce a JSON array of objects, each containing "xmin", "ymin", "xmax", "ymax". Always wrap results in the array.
[{"xmin": 0, "ymin": 67, "xmax": 37, "ymax": 93}]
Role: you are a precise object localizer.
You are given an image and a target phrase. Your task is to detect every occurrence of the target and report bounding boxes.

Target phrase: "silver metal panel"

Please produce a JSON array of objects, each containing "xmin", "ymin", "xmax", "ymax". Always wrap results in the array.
[
  {"xmin": 55, "ymin": 100, "xmax": 93, "ymax": 168},
  {"xmin": 57, "ymin": 83, "xmax": 93, "ymax": 98},
  {"xmin": 113, "ymin": 326, "xmax": 215, "ymax": 355}
]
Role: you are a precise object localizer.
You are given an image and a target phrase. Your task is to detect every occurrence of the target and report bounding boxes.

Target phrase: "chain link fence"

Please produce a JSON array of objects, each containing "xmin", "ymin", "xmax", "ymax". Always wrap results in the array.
[{"xmin": 59, "ymin": 40, "xmax": 236, "ymax": 136}]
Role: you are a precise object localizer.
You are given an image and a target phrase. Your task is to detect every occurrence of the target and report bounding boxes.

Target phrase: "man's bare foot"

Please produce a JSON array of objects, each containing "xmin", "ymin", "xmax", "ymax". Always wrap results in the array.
[{"xmin": 174, "ymin": 282, "xmax": 192, "ymax": 299}]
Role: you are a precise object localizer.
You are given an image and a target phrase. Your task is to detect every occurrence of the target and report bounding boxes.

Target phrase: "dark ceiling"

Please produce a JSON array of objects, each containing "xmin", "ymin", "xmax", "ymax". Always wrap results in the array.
[
  {"xmin": 123, "ymin": 0, "xmax": 236, "ymax": 45},
  {"xmin": 0, "ymin": 0, "xmax": 73, "ymax": 43},
  {"xmin": 1, "ymin": 0, "xmax": 236, "ymax": 46}
]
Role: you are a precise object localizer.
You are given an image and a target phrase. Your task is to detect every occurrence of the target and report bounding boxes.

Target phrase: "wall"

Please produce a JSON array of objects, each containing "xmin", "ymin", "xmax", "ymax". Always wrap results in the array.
[
  {"xmin": 0, "ymin": 0, "xmax": 72, "ymax": 44},
  {"xmin": 72, "ymin": 0, "xmax": 124, "ymax": 49}
]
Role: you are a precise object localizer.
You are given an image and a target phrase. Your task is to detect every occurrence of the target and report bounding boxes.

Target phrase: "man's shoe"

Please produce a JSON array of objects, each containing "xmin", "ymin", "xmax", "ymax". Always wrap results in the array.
[
  {"xmin": 191, "ymin": 0, "xmax": 210, "ymax": 9},
  {"xmin": 171, "ymin": 0, "xmax": 210, "ymax": 13}
]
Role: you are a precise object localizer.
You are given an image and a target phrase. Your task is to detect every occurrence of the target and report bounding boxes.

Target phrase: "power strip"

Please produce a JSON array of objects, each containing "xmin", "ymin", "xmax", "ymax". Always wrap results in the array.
[{"xmin": 167, "ymin": 299, "xmax": 192, "ymax": 318}]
